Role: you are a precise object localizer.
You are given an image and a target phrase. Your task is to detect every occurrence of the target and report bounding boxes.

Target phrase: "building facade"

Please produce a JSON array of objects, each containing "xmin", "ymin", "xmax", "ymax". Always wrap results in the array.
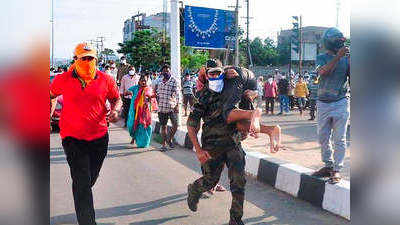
[
  {"xmin": 123, "ymin": 12, "xmax": 171, "ymax": 43},
  {"xmin": 278, "ymin": 26, "xmax": 330, "ymax": 59}
]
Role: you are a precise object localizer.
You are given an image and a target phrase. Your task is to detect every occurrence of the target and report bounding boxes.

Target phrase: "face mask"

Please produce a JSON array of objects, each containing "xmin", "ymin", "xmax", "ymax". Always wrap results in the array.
[
  {"xmin": 75, "ymin": 58, "xmax": 97, "ymax": 84},
  {"xmin": 281, "ymin": 76, "xmax": 286, "ymax": 80},
  {"xmin": 163, "ymin": 72, "xmax": 171, "ymax": 80},
  {"xmin": 129, "ymin": 70, "xmax": 135, "ymax": 75},
  {"xmin": 121, "ymin": 60, "xmax": 126, "ymax": 64},
  {"xmin": 208, "ymin": 73, "xmax": 225, "ymax": 93},
  {"xmin": 268, "ymin": 78, "xmax": 273, "ymax": 84}
]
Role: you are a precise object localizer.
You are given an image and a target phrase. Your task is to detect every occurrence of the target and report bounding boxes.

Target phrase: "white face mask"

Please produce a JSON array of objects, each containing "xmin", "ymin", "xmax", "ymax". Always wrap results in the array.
[
  {"xmin": 281, "ymin": 76, "xmax": 286, "ymax": 80},
  {"xmin": 121, "ymin": 60, "xmax": 126, "ymax": 64},
  {"xmin": 268, "ymin": 78, "xmax": 273, "ymax": 84},
  {"xmin": 129, "ymin": 70, "xmax": 135, "ymax": 75},
  {"xmin": 208, "ymin": 73, "xmax": 225, "ymax": 93}
]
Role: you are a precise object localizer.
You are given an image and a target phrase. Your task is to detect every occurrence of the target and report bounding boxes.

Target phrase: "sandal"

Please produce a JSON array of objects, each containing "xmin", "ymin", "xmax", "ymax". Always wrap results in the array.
[
  {"xmin": 160, "ymin": 146, "xmax": 168, "ymax": 152},
  {"xmin": 207, "ymin": 187, "xmax": 215, "ymax": 195},
  {"xmin": 328, "ymin": 171, "xmax": 341, "ymax": 184},
  {"xmin": 215, "ymin": 184, "xmax": 226, "ymax": 192}
]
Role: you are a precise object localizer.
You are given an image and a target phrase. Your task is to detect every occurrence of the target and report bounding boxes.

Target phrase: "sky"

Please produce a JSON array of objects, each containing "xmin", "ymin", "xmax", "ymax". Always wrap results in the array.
[{"xmin": 52, "ymin": 0, "xmax": 350, "ymax": 59}]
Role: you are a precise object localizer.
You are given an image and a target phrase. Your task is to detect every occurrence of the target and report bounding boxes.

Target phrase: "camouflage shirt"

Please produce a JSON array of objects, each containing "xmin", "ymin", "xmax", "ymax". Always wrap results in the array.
[
  {"xmin": 187, "ymin": 86, "xmax": 239, "ymax": 157},
  {"xmin": 117, "ymin": 63, "xmax": 131, "ymax": 84}
]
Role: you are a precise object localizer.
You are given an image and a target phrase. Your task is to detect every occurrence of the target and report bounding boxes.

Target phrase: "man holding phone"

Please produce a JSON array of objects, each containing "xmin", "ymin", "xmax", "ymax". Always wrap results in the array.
[{"xmin": 312, "ymin": 27, "xmax": 350, "ymax": 184}]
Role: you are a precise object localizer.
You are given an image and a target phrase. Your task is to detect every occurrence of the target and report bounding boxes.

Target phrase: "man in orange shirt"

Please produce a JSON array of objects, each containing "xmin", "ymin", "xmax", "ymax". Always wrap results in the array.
[{"xmin": 50, "ymin": 43, "xmax": 121, "ymax": 225}]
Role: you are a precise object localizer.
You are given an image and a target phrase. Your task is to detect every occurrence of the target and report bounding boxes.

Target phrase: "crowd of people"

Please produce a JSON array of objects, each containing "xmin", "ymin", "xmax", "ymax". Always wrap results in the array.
[
  {"xmin": 257, "ymin": 69, "xmax": 320, "ymax": 120},
  {"xmin": 50, "ymin": 27, "xmax": 350, "ymax": 225}
]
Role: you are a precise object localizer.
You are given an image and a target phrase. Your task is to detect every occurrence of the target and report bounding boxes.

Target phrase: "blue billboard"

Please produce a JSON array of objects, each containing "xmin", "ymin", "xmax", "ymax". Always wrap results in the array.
[{"xmin": 184, "ymin": 6, "xmax": 236, "ymax": 49}]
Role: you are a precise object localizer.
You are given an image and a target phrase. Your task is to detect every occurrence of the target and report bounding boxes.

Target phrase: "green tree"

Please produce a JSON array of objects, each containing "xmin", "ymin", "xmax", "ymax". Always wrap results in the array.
[
  {"xmin": 246, "ymin": 37, "xmax": 278, "ymax": 66},
  {"xmin": 118, "ymin": 29, "xmax": 209, "ymax": 72},
  {"xmin": 117, "ymin": 29, "xmax": 167, "ymax": 70},
  {"xmin": 100, "ymin": 48, "xmax": 115, "ymax": 61},
  {"xmin": 276, "ymin": 38, "xmax": 291, "ymax": 65},
  {"xmin": 181, "ymin": 44, "xmax": 209, "ymax": 71}
]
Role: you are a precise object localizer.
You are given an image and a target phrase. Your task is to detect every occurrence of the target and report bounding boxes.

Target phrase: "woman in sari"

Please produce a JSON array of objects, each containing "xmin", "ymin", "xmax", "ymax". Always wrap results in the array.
[{"xmin": 126, "ymin": 74, "xmax": 157, "ymax": 148}]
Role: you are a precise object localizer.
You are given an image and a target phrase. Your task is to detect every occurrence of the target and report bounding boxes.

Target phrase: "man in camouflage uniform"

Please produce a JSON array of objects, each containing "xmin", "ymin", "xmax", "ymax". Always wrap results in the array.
[
  {"xmin": 187, "ymin": 66, "xmax": 246, "ymax": 225},
  {"xmin": 116, "ymin": 56, "xmax": 131, "ymax": 85}
]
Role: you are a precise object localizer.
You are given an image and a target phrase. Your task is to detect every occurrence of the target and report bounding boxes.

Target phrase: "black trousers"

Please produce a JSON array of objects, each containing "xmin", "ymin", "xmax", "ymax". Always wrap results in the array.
[
  {"xmin": 62, "ymin": 134, "xmax": 109, "ymax": 225},
  {"xmin": 265, "ymin": 97, "xmax": 275, "ymax": 113},
  {"xmin": 289, "ymin": 95, "xmax": 295, "ymax": 110},
  {"xmin": 122, "ymin": 97, "xmax": 132, "ymax": 125},
  {"xmin": 309, "ymin": 99, "xmax": 317, "ymax": 119}
]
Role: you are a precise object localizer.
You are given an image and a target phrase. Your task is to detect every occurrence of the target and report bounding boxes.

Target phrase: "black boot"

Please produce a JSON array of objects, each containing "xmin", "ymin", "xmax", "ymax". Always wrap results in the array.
[
  {"xmin": 187, "ymin": 184, "xmax": 200, "ymax": 212},
  {"xmin": 229, "ymin": 217, "xmax": 245, "ymax": 225}
]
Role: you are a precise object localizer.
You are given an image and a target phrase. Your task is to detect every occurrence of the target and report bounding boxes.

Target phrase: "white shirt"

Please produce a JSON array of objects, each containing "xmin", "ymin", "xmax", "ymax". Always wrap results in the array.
[
  {"xmin": 110, "ymin": 68, "xmax": 118, "ymax": 81},
  {"xmin": 119, "ymin": 74, "xmax": 140, "ymax": 99}
]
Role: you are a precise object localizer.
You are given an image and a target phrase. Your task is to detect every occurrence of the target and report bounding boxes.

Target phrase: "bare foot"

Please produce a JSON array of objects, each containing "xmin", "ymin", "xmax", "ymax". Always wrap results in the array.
[
  {"xmin": 269, "ymin": 125, "xmax": 284, "ymax": 153},
  {"xmin": 250, "ymin": 109, "xmax": 261, "ymax": 138}
]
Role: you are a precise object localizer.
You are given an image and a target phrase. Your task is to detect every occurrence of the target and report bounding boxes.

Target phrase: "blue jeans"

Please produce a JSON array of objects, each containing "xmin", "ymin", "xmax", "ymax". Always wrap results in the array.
[
  {"xmin": 297, "ymin": 97, "xmax": 307, "ymax": 112},
  {"xmin": 278, "ymin": 95, "xmax": 289, "ymax": 113},
  {"xmin": 317, "ymin": 98, "xmax": 350, "ymax": 171}
]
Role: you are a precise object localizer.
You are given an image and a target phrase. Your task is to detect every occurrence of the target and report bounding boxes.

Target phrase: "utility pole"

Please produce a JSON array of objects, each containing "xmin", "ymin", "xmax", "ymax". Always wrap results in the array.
[
  {"xmin": 162, "ymin": 0, "xmax": 168, "ymax": 63},
  {"xmin": 97, "ymin": 36, "xmax": 106, "ymax": 59},
  {"xmin": 170, "ymin": 0, "xmax": 181, "ymax": 125},
  {"xmin": 234, "ymin": 0, "xmax": 240, "ymax": 66},
  {"xmin": 299, "ymin": 15, "xmax": 303, "ymax": 74},
  {"xmin": 244, "ymin": 0, "xmax": 253, "ymax": 68},
  {"xmin": 51, "ymin": 0, "xmax": 54, "ymax": 67},
  {"xmin": 336, "ymin": 0, "xmax": 340, "ymax": 28}
]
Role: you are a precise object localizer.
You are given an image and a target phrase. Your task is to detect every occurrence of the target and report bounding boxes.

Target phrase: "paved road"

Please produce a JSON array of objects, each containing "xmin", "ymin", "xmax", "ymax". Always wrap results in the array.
[{"xmin": 50, "ymin": 124, "xmax": 349, "ymax": 225}]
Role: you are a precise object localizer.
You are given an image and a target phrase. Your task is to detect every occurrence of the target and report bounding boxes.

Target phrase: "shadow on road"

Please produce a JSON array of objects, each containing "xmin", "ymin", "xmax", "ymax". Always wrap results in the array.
[
  {"xmin": 50, "ymin": 143, "xmax": 159, "ymax": 164},
  {"xmin": 50, "ymin": 193, "xmax": 188, "ymax": 225},
  {"xmin": 128, "ymin": 215, "xmax": 189, "ymax": 225}
]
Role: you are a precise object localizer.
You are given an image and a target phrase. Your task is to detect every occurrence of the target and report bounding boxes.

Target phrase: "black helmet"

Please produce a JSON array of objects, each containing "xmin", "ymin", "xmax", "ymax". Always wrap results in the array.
[{"xmin": 322, "ymin": 27, "xmax": 346, "ymax": 53}]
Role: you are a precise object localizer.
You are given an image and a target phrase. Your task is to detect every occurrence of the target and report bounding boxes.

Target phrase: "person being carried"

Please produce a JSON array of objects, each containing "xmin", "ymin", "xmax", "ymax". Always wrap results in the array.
[{"xmin": 197, "ymin": 59, "xmax": 283, "ymax": 152}]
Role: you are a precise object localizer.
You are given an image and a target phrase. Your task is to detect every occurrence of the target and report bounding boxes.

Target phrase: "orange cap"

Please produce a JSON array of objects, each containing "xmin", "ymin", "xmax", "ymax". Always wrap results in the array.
[{"xmin": 74, "ymin": 43, "xmax": 97, "ymax": 59}]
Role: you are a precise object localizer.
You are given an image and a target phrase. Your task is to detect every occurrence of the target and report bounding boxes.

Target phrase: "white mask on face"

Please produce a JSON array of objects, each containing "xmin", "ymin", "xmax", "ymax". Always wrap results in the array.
[
  {"xmin": 121, "ymin": 59, "xmax": 127, "ymax": 64},
  {"xmin": 268, "ymin": 78, "xmax": 273, "ymax": 84},
  {"xmin": 208, "ymin": 73, "xmax": 225, "ymax": 93},
  {"xmin": 129, "ymin": 70, "xmax": 135, "ymax": 75},
  {"xmin": 281, "ymin": 76, "xmax": 286, "ymax": 80}
]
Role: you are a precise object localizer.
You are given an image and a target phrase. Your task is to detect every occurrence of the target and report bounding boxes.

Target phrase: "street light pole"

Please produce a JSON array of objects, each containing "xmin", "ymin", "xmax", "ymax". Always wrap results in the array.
[
  {"xmin": 246, "ymin": 0, "xmax": 253, "ymax": 68},
  {"xmin": 170, "ymin": 0, "xmax": 182, "ymax": 125},
  {"xmin": 51, "ymin": 0, "xmax": 54, "ymax": 67},
  {"xmin": 299, "ymin": 15, "xmax": 303, "ymax": 74},
  {"xmin": 234, "ymin": 0, "xmax": 239, "ymax": 66}
]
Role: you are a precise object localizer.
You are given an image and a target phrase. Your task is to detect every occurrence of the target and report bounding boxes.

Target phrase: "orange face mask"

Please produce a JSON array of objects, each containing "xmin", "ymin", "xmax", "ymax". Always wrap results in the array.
[{"xmin": 74, "ymin": 58, "xmax": 97, "ymax": 84}]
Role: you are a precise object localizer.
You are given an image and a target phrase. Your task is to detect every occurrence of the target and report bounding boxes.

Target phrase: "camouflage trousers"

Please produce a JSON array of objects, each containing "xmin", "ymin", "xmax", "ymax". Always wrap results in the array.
[{"xmin": 191, "ymin": 146, "xmax": 246, "ymax": 220}]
